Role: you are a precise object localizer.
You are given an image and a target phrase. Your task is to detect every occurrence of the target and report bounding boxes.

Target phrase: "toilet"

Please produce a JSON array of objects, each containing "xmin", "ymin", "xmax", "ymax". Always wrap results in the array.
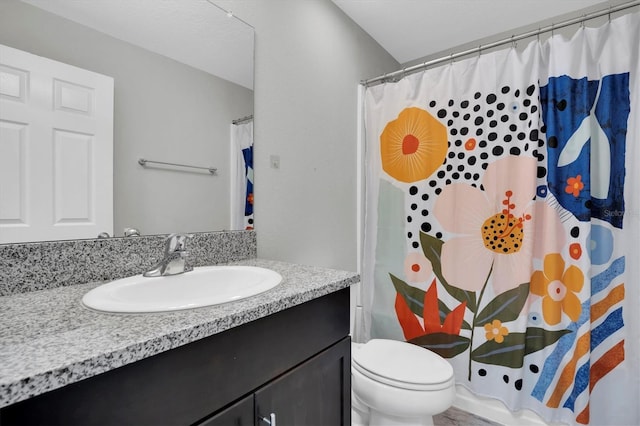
[{"xmin": 351, "ymin": 339, "xmax": 456, "ymax": 426}]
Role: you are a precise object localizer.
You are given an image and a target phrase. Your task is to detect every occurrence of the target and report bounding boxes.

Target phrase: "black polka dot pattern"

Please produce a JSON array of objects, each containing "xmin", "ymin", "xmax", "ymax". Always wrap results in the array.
[
  {"xmin": 571, "ymin": 226, "xmax": 580, "ymax": 238},
  {"xmin": 405, "ymin": 83, "xmax": 547, "ymax": 248}
]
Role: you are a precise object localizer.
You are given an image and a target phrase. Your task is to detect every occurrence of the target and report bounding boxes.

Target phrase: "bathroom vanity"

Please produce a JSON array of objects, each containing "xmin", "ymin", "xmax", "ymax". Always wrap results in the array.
[{"xmin": 0, "ymin": 258, "xmax": 357, "ymax": 425}]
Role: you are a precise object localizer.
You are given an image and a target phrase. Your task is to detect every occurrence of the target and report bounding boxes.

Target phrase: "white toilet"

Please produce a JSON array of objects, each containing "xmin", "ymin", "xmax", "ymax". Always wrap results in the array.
[{"xmin": 351, "ymin": 339, "xmax": 456, "ymax": 426}]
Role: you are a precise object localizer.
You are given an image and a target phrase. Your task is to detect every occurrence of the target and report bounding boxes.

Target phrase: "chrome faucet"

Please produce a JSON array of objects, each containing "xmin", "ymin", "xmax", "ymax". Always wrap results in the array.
[{"xmin": 143, "ymin": 233, "xmax": 194, "ymax": 277}]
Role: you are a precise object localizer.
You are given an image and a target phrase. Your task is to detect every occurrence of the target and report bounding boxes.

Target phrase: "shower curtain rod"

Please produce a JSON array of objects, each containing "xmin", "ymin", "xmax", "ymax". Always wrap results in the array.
[
  {"xmin": 362, "ymin": 0, "xmax": 640, "ymax": 87},
  {"xmin": 232, "ymin": 114, "xmax": 253, "ymax": 125}
]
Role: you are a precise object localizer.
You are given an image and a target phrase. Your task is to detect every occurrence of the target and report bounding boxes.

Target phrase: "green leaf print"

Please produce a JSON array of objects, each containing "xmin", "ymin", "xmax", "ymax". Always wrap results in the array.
[
  {"xmin": 474, "ymin": 282, "xmax": 530, "ymax": 326},
  {"xmin": 390, "ymin": 273, "xmax": 425, "ymax": 316},
  {"xmin": 419, "ymin": 232, "xmax": 477, "ymax": 312},
  {"xmin": 409, "ymin": 333, "xmax": 471, "ymax": 358},
  {"xmin": 524, "ymin": 327, "xmax": 572, "ymax": 356},
  {"xmin": 471, "ymin": 328, "xmax": 573, "ymax": 368},
  {"xmin": 471, "ymin": 333, "xmax": 527, "ymax": 367}
]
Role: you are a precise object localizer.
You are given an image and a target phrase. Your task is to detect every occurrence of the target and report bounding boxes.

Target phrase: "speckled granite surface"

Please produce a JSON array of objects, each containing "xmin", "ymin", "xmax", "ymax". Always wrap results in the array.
[
  {"xmin": 0, "ymin": 258, "xmax": 359, "ymax": 408},
  {"xmin": 0, "ymin": 231, "xmax": 256, "ymax": 296}
]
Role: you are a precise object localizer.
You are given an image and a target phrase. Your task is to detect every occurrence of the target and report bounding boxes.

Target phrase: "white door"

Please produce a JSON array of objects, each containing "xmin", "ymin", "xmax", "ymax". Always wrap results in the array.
[{"xmin": 0, "ymin": 44, "xmax": 114, "ymax": 243}]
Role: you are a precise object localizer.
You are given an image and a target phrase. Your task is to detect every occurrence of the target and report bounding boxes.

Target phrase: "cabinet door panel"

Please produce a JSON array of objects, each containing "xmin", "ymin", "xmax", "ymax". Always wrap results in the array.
[
  {"xmin": 255, "ymin": 338, "xmax": 351, "ymax": 426},
  {"xmin": 198, "ymin": 395, "xmax": 254, "ymax": 426}
]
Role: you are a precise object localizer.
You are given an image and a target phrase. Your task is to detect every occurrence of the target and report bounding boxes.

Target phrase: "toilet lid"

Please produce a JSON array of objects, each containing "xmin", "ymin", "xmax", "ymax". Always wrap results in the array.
[{"xmin": 353, "ymin": 339, "xmax": 454, "ymax": 390}]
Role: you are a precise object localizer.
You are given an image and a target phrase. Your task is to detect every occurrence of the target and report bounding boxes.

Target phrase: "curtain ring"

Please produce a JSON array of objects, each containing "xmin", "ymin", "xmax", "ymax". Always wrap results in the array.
[
  {"xmin": 609, "ymin": 6, "xmax": 612, "ymax": 23},
  {"xmin": 450, "ymin": 52, "xmax": 454, "ymax": 65},
  {"xmin": 478, "ymin": 44, "xmax": 482, "ymax": 58},
  {"xmin": 511, "ymin": 35, "xmax": 517, "ymax": 49},
  {"xmin": 581, "ymin": 15, "xmax": 586, "ymax": 29},
  {"xmin": 551, "ymin": 23, "xmax": 555, "ymax": 37}
]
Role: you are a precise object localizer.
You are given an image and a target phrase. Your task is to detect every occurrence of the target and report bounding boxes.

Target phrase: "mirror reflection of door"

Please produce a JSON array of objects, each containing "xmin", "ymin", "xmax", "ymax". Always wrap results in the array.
[{"xmin": 0, "ymin": 44, "xmax": 114, "ymax": 243}]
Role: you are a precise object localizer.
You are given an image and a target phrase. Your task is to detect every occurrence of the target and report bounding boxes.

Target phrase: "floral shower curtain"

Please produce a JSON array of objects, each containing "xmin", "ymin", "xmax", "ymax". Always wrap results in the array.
[{"xmin": 362, "ymin": 12, "xmax": 639, "ymax": 426}]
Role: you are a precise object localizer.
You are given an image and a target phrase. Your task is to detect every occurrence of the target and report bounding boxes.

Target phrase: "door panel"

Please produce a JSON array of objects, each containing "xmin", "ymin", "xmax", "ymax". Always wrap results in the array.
[
  {"xmin": 53, "ymin": 129, "xmax": 93, "ymax": 223},
  {"xmin": 0, "ymin": 120, "xmax": 27, "ymax": 225}
]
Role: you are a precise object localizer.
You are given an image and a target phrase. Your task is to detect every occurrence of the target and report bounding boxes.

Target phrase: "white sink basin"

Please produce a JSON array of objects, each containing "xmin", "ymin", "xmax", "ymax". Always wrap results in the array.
[{"xmin": 82, "ymin": 265, "xmax": 282, "ymax": 313}]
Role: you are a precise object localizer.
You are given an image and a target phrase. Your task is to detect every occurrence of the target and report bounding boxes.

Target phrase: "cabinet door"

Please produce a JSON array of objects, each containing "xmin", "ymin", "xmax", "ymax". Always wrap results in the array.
[
  {"xmin": 255, "ymin": 338, "xmax": 351, "ymax": 426},
  {"xmin": 198, "ymin": 395, "xmax": 254, "ymax": 426}
]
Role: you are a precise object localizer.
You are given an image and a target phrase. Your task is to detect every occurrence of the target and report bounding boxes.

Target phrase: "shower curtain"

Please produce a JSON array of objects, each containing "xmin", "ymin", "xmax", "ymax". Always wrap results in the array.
[
  {"xmin": 230, "ymin": 120, "xmax": 254, "ymax": 230},
  {"xmin": 362, "ymin": 12, "xmax": 639, "ymax": 426}
]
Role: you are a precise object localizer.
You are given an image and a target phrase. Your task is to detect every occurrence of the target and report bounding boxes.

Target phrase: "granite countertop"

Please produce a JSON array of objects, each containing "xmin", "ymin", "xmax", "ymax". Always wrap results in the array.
[{"xmin": 0, "ymin": 258, "xmax": 359, "ymax": 408}]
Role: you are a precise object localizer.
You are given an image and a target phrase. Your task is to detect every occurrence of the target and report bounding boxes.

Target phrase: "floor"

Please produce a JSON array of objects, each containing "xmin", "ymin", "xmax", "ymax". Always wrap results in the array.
[{"xmin": 434, "ymin": 407, "xmax": 502, "ymax": 426}]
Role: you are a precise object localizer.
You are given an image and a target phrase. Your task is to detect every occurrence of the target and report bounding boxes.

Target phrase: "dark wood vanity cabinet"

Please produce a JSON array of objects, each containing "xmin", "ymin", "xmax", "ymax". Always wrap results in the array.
[
  {"xmin": 0, "ymin": 288, "xmax": 352, "ymax": 426},
  {"xmin": 202, "ymin": 338, "xmax": 350, "ymax": 426},
  {"xmin": 201, "ymin": 395, "xmax": 255, "ymax": 426}
]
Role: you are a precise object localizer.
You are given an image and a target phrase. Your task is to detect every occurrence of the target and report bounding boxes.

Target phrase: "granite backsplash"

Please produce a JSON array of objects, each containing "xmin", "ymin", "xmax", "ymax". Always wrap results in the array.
[{"xmin": 0, "ymin": 230, "xmax": 257, "ymax": 296}]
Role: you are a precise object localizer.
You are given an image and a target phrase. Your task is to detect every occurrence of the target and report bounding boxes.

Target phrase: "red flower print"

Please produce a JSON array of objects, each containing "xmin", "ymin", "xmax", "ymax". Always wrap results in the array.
[
  {"xmin": 404, "ymin": 252, "xmax": 432, "ymax": 283},
  {"xmin": 395, "ymin": 279, "xmax": 467, "ymax": 340},
  {"xmin": 465, "ymin": 138, "xmax": 476, "ymax": 150},
  {"xmin": 569, "ymin": 243, "xmax": 582, "ymax": 260},
  {"xmin": 565, "ymin": 175, "xmax": 584, "ymax": 197}
]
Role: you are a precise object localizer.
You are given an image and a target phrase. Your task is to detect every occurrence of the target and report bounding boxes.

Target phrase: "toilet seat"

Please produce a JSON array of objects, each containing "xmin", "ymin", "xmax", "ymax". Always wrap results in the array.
[{"xmin": 352, "ymin": 339, "xmax": 454, "ymax": 391}]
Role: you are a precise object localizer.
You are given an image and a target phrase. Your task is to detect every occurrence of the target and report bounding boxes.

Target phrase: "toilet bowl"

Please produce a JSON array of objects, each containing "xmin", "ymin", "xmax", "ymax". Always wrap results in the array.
[{"xmin": 351, "ymin": 339, "xmax": 455, "ymax": 426}]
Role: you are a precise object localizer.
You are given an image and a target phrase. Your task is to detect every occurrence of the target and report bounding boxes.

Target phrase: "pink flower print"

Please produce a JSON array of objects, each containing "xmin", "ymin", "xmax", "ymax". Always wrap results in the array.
[{"xmin": 434, "ymin": 155, "xmax": 564, "ymax": 294}]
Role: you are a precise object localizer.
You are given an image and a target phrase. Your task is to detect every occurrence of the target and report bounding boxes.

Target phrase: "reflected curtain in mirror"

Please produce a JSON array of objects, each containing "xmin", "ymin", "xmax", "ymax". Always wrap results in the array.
[{"xmin": 231, "ymin": 119, "xmax": 254, "ymax": 230}]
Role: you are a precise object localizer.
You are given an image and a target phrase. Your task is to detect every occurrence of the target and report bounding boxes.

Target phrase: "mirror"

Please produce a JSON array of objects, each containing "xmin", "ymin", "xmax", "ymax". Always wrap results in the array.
[{"xmin": 0, "ymin": 0, "xmax": 254, "ymax": 243}]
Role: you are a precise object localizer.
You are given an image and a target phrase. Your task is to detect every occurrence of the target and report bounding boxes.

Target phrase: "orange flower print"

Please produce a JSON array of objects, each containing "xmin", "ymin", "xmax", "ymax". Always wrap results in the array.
[
  {"xmin": 565, "ymin": 175, "xmax": 584, "ymax": 197},
  {"xmin": 247, "ymin": 193, "xmax": 254, "ymax": 205},
  {"xmin": 531, "ymin": 253, "xmax": 584, "ymax": 325},
  {"xmin": 380, "ymin": 107, "xmax": 447, "ymax": 183},
  {"xmin": 484, "ymin": 319, "xmax": 509, "ymax": 343}
]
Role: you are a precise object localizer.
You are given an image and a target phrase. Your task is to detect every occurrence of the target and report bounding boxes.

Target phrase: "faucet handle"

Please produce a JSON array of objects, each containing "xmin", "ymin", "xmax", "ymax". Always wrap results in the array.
[{"xmin": 165, "ymin": 233, "xmax": 194, "ymax": 253}]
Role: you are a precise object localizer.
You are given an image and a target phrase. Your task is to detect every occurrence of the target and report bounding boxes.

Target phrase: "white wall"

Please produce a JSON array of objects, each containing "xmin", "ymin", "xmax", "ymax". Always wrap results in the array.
[
  {"xmin": 225, "ymin": 0, "xmax": 398, "ymax": 271},
  {"xmin": 0, "ymin": 0, "xmax": 253, "ymax": 237}
]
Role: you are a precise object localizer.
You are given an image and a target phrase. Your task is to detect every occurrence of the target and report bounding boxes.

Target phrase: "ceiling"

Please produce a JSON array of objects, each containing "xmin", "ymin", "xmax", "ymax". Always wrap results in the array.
[
  {"xmin": 21, "ymin": 0, "xmax": 254, "ymax": 89},
  {"xmin": 332, "ymin": 0, "xmax": 618, "ymax": 65},
  {"xmin": 20, "ymin": 0, "xmax": 629, "ymax": 90}
]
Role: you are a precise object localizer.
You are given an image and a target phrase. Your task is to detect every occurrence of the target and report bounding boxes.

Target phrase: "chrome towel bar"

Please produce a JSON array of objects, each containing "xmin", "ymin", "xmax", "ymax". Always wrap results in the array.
[{"xmin": 138, "ymin": 158, "xmax": 217, "ymax": 175}]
